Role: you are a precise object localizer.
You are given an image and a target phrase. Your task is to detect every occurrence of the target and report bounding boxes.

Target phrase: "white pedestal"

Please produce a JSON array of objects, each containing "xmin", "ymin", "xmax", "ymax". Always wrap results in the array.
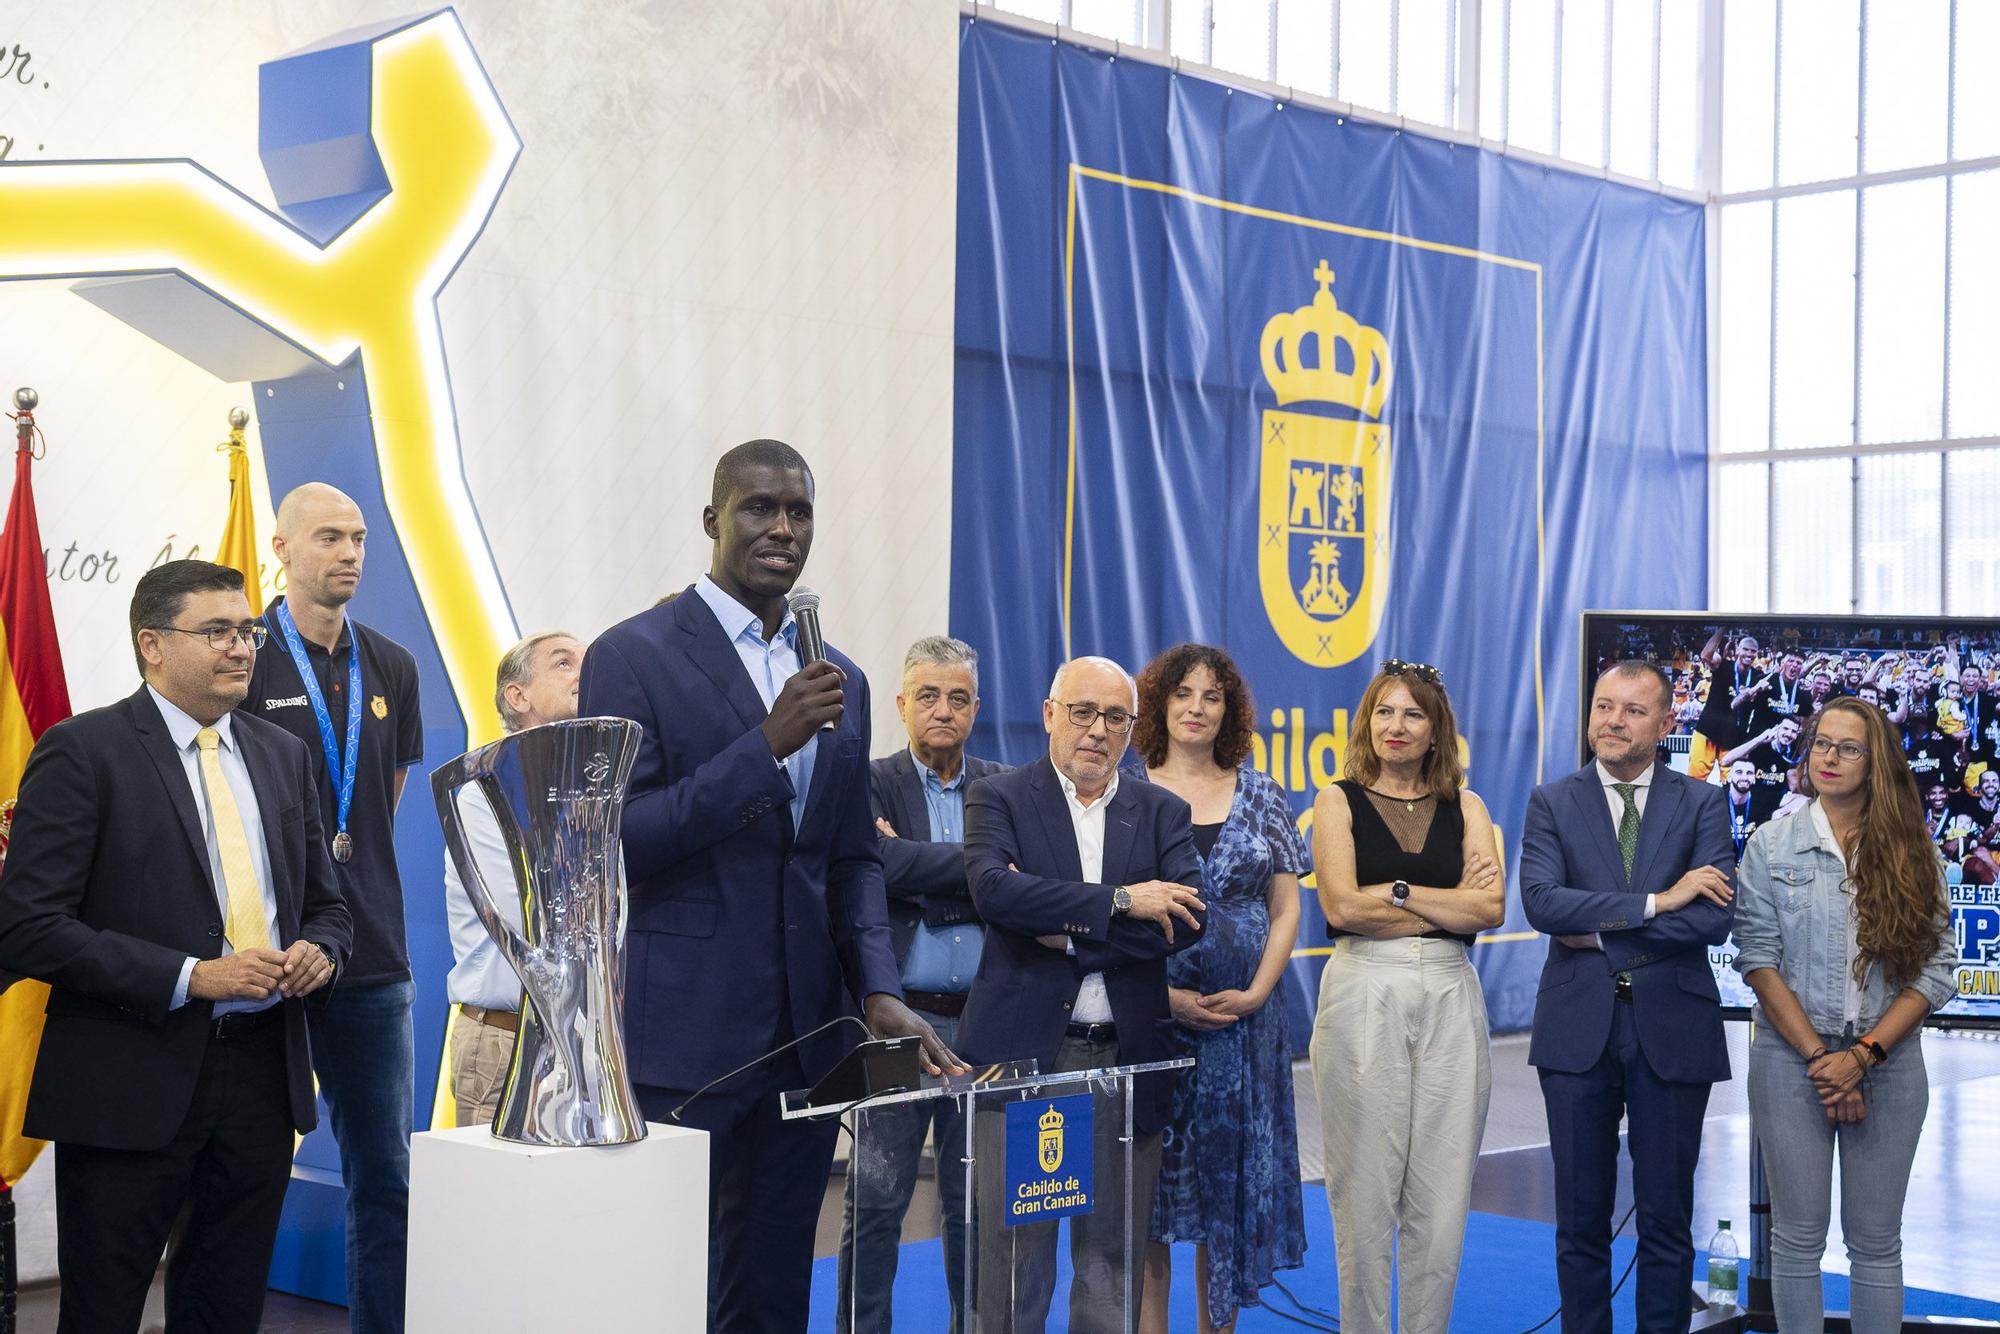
[{"xmin": 406, "ymin": 1122, "xmax": 709, "ymax": 1333}]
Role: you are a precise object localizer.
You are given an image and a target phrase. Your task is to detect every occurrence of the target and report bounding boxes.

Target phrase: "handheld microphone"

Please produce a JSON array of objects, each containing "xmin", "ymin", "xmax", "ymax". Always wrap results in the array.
[{"xmin": 787, "ymin": 586, "xmax": 836, "ymax": 730}]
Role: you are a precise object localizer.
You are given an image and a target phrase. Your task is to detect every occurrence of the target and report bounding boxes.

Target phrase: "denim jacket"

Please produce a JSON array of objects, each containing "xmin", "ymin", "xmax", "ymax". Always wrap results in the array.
[{"xmin": 1733, "ymin": 803, "xmax": 1957, "ymax": 1034}]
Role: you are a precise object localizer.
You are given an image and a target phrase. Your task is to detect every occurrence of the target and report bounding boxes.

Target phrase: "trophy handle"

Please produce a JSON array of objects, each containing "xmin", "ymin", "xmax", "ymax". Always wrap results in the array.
[{"xmin": 432, "ymin": 762, "xmax": 535, "ymax": 978}]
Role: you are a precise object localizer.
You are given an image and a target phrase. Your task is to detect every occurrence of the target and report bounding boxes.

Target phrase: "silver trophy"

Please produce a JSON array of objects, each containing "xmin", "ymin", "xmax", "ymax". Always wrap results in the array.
[{"xmin": 431, "ymin": 717, "xmax": 646, "ymax": 1146}]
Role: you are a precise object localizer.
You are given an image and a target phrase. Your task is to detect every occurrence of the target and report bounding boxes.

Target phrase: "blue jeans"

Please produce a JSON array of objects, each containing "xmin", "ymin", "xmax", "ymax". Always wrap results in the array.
[
  {"xmin": 1748, "ymin": 1024, "xmax": 1929, "ymax": 1334},
  {"xmin": 308, "ymin": 979, "xmax": 415, "ymax": 1334},
  {"xmin": 837, "ymin": 1010, "xmax": 969, "ymax": 1334}
]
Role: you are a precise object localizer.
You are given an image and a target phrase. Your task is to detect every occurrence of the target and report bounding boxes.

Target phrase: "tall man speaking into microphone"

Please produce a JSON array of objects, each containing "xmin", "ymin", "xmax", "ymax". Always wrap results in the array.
[{"xmin": 579, "ymin": 439, "xmax": 962, "ymax": 1332}]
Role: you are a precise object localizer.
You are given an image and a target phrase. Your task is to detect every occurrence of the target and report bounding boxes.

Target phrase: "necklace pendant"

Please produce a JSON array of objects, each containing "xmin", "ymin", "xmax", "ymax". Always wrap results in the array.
[{"xmin": 1405, "ymin": 799, "xmax": 1415, "ymax": 813}]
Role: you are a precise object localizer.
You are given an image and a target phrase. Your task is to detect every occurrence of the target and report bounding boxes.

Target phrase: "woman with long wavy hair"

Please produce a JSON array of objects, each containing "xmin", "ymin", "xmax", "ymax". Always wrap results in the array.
[
  {"xmin": 1133, "ymin": 643, "xmax": 1307, "ymax": 1334},
  {"xmin": 1733, "ymin": 697, "xmax": 1958, "ymax": 1333}
]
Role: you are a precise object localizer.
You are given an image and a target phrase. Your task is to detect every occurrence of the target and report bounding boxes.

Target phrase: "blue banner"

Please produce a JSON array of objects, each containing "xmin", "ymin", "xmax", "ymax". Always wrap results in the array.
[
  {"xmin": 1004, "ymin": 1093, "xmax": 1095, "ymax": 1227},
  {"xmin": 949, "ymin": 18, "xmax": 1709, "ymax": 1034}
]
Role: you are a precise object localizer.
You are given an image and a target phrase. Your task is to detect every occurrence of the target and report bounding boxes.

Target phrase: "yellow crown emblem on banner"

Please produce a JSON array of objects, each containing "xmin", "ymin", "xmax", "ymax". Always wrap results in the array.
[
  {"xmin": 1039, "ymin": 1104, "xmax": 1065, "ymax": 1132},
  {"xmin": 1260, "ymin": 260, "xmax": 1393, "ymax": 417}
]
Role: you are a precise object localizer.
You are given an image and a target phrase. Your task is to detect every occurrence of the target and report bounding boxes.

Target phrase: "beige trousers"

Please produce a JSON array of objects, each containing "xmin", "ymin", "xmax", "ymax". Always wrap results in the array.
[
  {"xmin": 449, "ymin": 1007, "xmax": 517, "ymax": 1127},
  {"xmin": 1308, "ymin": 935, "xmax": 1492, "ymax": 1334}
]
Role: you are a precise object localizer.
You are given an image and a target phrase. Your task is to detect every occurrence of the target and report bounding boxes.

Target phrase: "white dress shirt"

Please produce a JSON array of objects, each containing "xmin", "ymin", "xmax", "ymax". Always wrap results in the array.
[
  {"xmin": 442, "ymin": 785, "xmax": 526, "ymax": 1010},
  {"xmin": 1583, "ymin": 759, "xmax": 1658, "ymax": 947},
  {"xmin": 152, "ymin": 687, "xmax": 281, "ymax": 1015},
  {"xmin": 1055, "ymin": 766, "xmax": 1118, "ymax": 1024},
  {"xmin": 692, "ymin": 574, "xmax": 814, "ymax": 829}
]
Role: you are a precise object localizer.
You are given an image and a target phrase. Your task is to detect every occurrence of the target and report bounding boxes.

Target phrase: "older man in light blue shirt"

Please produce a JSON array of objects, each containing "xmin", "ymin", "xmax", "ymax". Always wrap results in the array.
[
  {"xmin": 441, "ymin": 631, "xmax": 583, "ymax": 1125},
  {"xmin": 838, "ymin": 635, "xmax": 1006, "ymax": 1334}
]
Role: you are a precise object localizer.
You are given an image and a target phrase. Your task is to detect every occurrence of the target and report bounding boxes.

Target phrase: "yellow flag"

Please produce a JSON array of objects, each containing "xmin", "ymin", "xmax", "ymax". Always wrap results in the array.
[
  {"xmin": 1, "ymin": 411, "xmax": 73, "ymax": 1189},
  {"xmin": 214, "ymin": 411, "xmax": 262, "ymax": 613}
]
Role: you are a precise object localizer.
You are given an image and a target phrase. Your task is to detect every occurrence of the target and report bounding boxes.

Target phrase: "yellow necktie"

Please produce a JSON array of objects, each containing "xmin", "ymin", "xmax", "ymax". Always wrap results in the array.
[{"xmin": 196, "ymin": 727, "xmax": 271, "ymax": 953}]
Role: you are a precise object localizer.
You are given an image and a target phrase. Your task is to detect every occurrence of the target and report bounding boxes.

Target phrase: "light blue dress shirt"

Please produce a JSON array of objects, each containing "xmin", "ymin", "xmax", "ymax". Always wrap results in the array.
[
  {"xmin": 151, "ymin": 687, "xmax": 282, "ymax": 1015},
  {"xmin": 440, "ymin": 782, "xmax": 631, "ymax": 1009},
  {"xmin": 693, "ymin": 574, "xmax": 816, "ymax": 830},
  {"xmin": 900, "ymin": 748, "xmax": 986, "ymax": 992}
]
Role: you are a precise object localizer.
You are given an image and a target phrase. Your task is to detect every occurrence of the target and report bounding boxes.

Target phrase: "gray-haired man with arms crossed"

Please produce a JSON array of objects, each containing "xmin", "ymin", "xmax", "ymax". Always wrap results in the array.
[{"xmin": 839, "ymin": 635, "xmax": 1007, "ymax": 1333}]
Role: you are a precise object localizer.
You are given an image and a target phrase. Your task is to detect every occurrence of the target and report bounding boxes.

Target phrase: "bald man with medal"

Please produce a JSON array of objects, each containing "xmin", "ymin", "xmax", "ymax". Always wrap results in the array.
[
  {"xmin": 271, "ymin": 598, "xmax": 362, "ymax": 864},
  {"xmin": 243, "ymin": 483, "xmax": 424, "ymax": 1333}
]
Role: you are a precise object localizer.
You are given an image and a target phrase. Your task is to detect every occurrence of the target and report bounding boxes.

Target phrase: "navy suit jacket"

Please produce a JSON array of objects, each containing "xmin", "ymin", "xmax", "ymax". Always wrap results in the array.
[
  {"xmin": 956, "ymin": 757, "xmax": 1206, "ymax": 1132},
  {"xmin": 0, "ymin": 688, "xmax": 352, "ymax": 1151},
  {"xmin": 869, "ymin": 748, "xmax": 1008, "ymax": 964},
  {"xmin": 578, "ymin": 587, "xmax": 903, "ymax": 1102},
  {"xmin": 1519, "ymin": 760, "xmax": 1736, "ymax": 1084}
]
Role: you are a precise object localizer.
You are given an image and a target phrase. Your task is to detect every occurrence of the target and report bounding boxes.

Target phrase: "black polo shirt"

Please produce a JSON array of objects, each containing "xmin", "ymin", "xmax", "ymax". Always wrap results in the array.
[
  {"xmin": 246, "ymin": 597, "xmax": 422, "ymax": 987},
  {"xmin": 1738, "ymin": 736, "xmax": 1804, "ymax": 791},
  {"xmin": 1724, "ymin": 785, "xmax": 1780, "ymax": 861},
  {"xmin": 1695, "ymin": 661, "xmax": 1758, "ymax": 749},
  {"xmin": 1905, "ymin": 730, "xmax": 1966, "ymax": 796}
]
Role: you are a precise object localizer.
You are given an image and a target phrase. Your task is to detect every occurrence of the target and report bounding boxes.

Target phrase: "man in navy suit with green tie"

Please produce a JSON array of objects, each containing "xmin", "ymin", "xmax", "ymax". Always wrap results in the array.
[{"xmin": 1520, "ymin": 661, "xmax": 1737, "ymax": 1334}]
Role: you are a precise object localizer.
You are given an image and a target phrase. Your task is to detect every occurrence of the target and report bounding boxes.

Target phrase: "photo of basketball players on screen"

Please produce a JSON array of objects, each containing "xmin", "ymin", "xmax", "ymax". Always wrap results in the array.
[{"xmin": 1585, "ymin": 616, "xmax": 2000, "ymax": 1020}]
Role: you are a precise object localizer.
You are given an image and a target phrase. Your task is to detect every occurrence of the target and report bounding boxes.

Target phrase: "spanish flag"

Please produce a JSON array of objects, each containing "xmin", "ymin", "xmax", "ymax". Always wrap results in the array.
[
  {"xmin": 214, "ymin": 409, "xmax": 262, "ymax": 614},
  {"xmin": 0, "ymin": 407, "xmax": 72, "ymax": 1190}
]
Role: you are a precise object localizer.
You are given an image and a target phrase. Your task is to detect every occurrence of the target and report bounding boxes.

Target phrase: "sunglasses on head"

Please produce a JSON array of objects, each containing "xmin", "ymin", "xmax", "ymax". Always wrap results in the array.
[{"xmin": 1383, "ymin": 658, "xmax": 1444, "ymax": 686}]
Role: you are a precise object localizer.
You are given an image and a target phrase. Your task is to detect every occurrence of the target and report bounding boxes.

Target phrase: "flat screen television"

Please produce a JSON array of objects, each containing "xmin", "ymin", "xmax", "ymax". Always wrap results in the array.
[{"xmin": 1580, "ymin": 611, "xmax": 2000, "ymax": 1029}]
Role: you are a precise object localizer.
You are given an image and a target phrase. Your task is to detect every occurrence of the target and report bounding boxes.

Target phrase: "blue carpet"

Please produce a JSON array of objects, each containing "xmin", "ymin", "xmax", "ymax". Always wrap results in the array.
[{"xmin": 810, "ymin": 1181, "xmax": 2000, "ymax": 1330}]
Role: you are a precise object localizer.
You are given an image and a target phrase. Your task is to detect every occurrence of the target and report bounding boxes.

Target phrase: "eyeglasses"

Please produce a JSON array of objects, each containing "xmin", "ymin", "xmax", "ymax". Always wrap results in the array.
[
  {"xmin": 1052, "ymin": 700, "xmax": 1135, "ymax": 733},
  {"xmin": 1808, "ymin": 737, "xmax": 1868, "ymax": 762},
  {"xmin": 1383, "ymin": 658, "xmax": 1443, "ymax": 686},
  {"xmin": 153, "ymin": 623, "xmax": 269, "ymax": 652}
]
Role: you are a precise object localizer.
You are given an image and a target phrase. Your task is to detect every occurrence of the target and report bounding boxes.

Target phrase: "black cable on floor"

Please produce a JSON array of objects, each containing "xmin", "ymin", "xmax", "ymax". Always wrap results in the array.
[
  {"xmin": 1512, "ymin": 1201, "xmax": 1640, "ymax": 1334},
  {"xmin": 1260, "ymin": 1277, "xmax": 1341, "ymax": 1332},
  {"xmin": 1270, "ymin": 1275, "xmax": 1338, "ymax": 1325}
]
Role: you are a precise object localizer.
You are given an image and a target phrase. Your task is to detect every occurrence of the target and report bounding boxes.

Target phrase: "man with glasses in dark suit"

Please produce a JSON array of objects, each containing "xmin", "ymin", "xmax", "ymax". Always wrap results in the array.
[
  {"xmin": 958, "ymin": 655, "xmax": 1207, "ymax": 1333},
  {"xmin": 0, "ymin": 561, "xmax": 351, "ymax": 1334}
]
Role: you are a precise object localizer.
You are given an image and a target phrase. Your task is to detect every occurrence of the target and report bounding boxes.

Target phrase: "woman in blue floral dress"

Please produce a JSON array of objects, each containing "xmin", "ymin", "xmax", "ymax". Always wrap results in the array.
[{"xmin": 1135, "ymin": 644, "xmax": 1308, "ymax": 1334}]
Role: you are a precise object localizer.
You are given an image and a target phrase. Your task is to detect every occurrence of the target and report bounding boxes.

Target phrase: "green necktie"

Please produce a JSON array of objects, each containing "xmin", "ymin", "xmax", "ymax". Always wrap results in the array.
[{"xmin": 1614, "ymin": 783, "xmax": 1641, "ymax": 880}]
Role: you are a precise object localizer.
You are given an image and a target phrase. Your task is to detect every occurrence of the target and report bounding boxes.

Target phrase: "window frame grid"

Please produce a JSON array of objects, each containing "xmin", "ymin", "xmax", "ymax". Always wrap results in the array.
[
  {"xmin": 961, "ymin": 0, "xmax": 1703, "ymax": 200},
  {"xmin": 1710, "ymin": 0, "xmax": 1993, "ymax": 614},
  {"xmin": 961, "ymin": 0, "xmax": 1983, "ymax": 614}
]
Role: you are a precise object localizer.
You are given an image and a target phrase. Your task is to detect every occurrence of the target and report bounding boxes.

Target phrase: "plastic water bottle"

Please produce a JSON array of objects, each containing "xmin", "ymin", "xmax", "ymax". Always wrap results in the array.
[{"xmin": 1705, "ymin": 1220, "xmax": 1741, "ymax": 1309}]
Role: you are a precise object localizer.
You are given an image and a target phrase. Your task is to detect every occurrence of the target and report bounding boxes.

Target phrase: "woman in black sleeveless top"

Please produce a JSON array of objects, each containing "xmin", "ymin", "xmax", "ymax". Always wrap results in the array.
[{"xmin": 1305, "ymin": 661, "xmax": 1504, "ymax": 1334}]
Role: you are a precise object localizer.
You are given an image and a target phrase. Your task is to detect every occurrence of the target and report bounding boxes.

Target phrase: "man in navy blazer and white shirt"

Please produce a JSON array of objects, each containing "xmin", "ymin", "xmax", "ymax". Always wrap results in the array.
[
  {"xmin": 1520, "ymin": 660, "xmax": 1737, "ymax": 1334},
  {"xmin": 959, "ymin": 655, "xmax": 1207, "ymax": 1333},
  {"xmin": 577, "ymin": 439, "xmax": 961, "ymax": 1333}
]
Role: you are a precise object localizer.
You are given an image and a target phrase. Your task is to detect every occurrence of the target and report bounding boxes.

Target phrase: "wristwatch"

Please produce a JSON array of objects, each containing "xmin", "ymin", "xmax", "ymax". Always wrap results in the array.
[
  {"xmin": 1111, "ymin": 885, "xmax": 1132, "ymax": 914},
  {"xmin": 1858, "ymin": 1037, "xmax": 1888, "ymax": 1066},
  {"xmin": 1391, "ymin": 880, "xmax": 1411, "ymax": 908}
]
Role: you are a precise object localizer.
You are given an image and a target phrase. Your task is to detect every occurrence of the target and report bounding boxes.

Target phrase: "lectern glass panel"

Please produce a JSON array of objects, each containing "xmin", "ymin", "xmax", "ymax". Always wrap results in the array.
[{"xmin": 783, "ymin": 1057, "xmax": 1192, "ymax": 1334}]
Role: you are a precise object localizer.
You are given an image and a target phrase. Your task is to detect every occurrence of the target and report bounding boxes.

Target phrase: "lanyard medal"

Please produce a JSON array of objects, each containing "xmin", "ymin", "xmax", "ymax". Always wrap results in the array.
[{"xmin": 270, "ymin": 602, "xmax": 363, "ymax": 864}]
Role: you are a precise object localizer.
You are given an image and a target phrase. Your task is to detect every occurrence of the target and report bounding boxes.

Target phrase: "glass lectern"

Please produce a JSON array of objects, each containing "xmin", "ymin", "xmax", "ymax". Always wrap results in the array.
[{"xmin": 783, "ymin": 1056, "xmax": 1194, "ymax": 1333}]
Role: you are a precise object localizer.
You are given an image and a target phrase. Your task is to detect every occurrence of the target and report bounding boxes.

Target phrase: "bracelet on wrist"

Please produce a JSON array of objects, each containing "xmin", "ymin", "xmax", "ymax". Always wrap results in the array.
[{"xmin": 1803, "ymin": 1046, "xmax": 1830, "ymax": 1063}]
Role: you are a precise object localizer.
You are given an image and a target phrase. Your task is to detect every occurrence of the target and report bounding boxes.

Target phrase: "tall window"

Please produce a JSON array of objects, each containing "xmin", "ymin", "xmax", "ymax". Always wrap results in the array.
[
  {"xmin": 973, "ymin": 0, "xmax": 1701, "ymax": 191},
  {"xmin": 1714, "ymin": 0, "xmax": 2000, "ymax": 615}
]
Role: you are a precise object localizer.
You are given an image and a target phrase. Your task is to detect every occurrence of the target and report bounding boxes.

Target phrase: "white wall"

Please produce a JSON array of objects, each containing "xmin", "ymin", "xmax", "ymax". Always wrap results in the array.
[{"xmin": 0, "ymin": 0, "xmax": 958, "ymax": 1276}]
